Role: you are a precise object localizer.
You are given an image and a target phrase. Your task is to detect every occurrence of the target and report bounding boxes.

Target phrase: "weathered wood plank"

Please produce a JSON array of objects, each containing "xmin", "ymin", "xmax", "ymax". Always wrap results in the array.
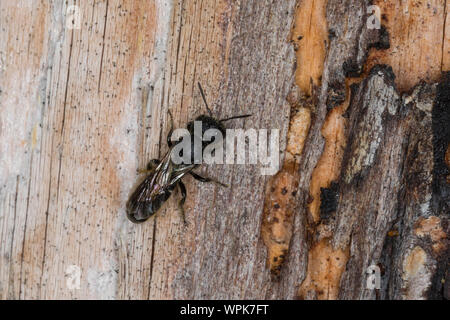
[
  {"xmin": 1, "ymin": 0, "xmax": 171, "ymax": 299},
  {"xmin": 0, "ymin": 0, "xmax": 297, "ymax": 299},
  {"xmin": 147, "ymin": 0, "xmax": 297, "ymax": 299},
  {"xmin": 0, "ymin": 0, "xmax": 448, "ymax": 300}
]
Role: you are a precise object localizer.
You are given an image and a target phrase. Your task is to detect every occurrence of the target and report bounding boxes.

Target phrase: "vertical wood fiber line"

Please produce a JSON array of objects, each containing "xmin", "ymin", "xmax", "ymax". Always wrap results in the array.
[
  {"xmin": 97, "ymin": 0, "xmax": 109, "ymax": 94},
  {"xmin": 0, "ymin": 0, "xmax": 173, "ymax": 299},
  {"xmin": 442, "ymin": 0, "xmax": 448, "ymax": 70},
  {"xmin": 0, "ymin": 0, "xmax": 52, "ymax": 299}
]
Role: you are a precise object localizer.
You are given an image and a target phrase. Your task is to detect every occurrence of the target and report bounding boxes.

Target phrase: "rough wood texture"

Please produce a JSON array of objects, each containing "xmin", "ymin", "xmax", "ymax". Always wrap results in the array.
[{"xmin": 0, "ymin": 0, "xmax": 448, "ymax": 300}]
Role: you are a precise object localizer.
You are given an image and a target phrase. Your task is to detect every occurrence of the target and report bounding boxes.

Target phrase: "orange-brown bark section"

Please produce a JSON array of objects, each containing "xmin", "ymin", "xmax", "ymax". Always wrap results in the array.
[
  {"xmin": 414, "ymin": 216, "xmax": 447, "ymax": 254},
  {"xmin": 291, "ymin": 0, "xmax": 328, "ymax": 96},
  {"xmin": 368, "ymin": 0, "xmax": 447, "ymax": 91},
  {"xmin": 261, "ymin": 0, "xmax": 328, "ymax": 276},
  {"xmin": 261, "ymin": 162, "xmax": 300, "ymax": 276},
  {"xmin": 298, "ymin": 238, "xmax": 349, "ymax": 299}
]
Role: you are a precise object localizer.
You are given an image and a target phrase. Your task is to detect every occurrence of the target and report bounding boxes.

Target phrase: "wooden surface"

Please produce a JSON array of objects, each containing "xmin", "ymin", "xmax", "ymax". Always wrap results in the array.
[{"xmin": 0, "ymin": 0, "xmax": 448, "ymax": 300}]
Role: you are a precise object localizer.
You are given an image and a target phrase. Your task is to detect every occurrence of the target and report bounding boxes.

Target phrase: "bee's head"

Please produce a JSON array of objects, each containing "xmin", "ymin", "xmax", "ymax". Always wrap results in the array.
[
  {"xmin": 190, "ymin": 82, "xmax": 251, "ymax": 142},
  {"xmin": 194, "ymin": 82, "xmax": 251, "ymax": 130},
  {"xmin": 187, "ymin": 115, "xmax": 226, "ymax": 139}
]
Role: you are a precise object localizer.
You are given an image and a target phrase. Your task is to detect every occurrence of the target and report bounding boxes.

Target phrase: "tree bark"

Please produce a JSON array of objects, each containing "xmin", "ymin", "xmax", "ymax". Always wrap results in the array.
[{"xmin": 0, "ymin": 0, "xmax": 448, "ymax": 300}]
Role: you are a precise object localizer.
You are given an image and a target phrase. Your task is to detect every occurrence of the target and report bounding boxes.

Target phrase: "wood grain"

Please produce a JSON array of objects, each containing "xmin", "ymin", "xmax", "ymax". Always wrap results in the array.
[
  {"xmin": 0, "ymin": 0, "xmax": 297, "ymax": 299},
  {"xmin": 0, "ymin": 0, "xmax": 448, "ymax": 300},
  {"xmin": 368, "ymin": 0, "xmax": 447, "ymax": 92}
]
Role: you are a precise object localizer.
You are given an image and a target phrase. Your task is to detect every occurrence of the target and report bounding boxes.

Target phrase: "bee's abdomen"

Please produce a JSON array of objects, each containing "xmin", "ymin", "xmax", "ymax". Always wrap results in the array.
[{"xmin": 126, "ymin": 189, "xmax": 173, "ymax": 223}]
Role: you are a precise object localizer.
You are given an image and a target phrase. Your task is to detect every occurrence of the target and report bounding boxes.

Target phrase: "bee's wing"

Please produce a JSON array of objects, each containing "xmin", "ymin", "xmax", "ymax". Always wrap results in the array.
[
  {"xmin": 126, "ymin": 149, "xmax": 196, "ymax": 223},
  {"xmin": 126, "ymin": 154, "xmax": 172, "ymax": 223},
  {"xmin": 126, "ymin": 174, "xmax": 158, "ymax": 223}
]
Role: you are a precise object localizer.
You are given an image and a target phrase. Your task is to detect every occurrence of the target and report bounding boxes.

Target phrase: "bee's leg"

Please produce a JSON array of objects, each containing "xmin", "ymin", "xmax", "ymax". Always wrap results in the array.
[
  {"xmin": 178, "ymin": 181, "xmax": 188, "ymax": 226},
  {"xmin": 189, "ymin": 172, "xmax": 229, "ymax": 188},
  {"xmin": 137, "ymin": 159, "xmax": 160, "ymax": 174},
  {"xmin": 167, "ymin": 110, "xmax": 174, "ymax": 147}
]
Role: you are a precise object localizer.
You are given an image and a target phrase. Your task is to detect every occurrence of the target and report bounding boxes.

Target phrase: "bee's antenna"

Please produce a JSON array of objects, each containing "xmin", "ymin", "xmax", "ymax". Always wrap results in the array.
[
  {"xmin": 220, "ymin": 114, "xmax": 252, "ymax": 122},
  {"xmin": 197, "ymin": 82, "xmax": 213, "ymax": 117}
]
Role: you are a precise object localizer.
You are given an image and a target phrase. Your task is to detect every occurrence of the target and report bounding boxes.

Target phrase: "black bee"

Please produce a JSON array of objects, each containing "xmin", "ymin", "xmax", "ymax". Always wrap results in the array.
[{"xmin": 126, "ymin": 83, "xmax": 251, "ymax": 224}]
